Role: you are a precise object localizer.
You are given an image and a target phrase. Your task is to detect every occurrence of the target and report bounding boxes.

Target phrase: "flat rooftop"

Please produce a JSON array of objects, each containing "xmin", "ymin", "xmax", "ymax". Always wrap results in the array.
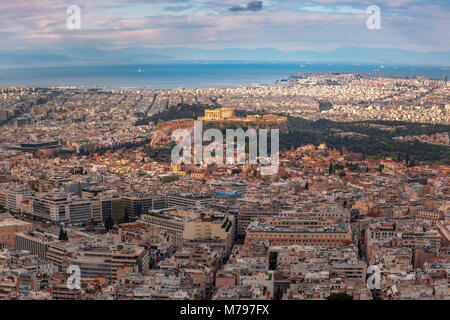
[{"xmin": 0, "ymin": 218, "xmax": 32, "ymax": 227}]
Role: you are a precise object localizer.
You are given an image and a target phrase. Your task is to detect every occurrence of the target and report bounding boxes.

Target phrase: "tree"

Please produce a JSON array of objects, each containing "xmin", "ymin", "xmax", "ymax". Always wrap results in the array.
[
  {"xmin": 59, "ymin": 227, "xmax": 68, "ymax": 241},
  {"xmin": 407, "ymin": 158, "xmax": 416, "ymax": 167},
  {"xmin": 162, "ymin": 174, "xmax": 180, "ymax": 183},
  {"xmin": 328, "ymin": 162, "xmax": 334, "ymax": 175},
  {"xmin": 105, "ymin": 216, "xmax": 114, "ymax": 232},
  {"xmin": 327, "ymin": 293, "xmax": 353, "ymax": 300}
]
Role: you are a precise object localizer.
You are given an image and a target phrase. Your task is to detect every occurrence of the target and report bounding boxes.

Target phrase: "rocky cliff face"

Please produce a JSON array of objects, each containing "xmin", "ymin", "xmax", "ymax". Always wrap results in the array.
[{"xmin": 151, "ymin": 119, "xmax": 194, "ymax": 147}]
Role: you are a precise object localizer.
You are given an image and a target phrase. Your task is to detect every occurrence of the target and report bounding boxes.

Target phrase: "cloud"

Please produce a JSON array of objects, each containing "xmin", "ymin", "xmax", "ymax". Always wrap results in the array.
[
  {"xmin": 164, "ymin": 4, "xmax": 194, "ymax": 12},
  {"xmin": 230, "ymin": 1, "xmax": 263, "ymax": 12},
  {"xmin": 0, "ymin": 0, "xmax": 448, "ymax": 53}
]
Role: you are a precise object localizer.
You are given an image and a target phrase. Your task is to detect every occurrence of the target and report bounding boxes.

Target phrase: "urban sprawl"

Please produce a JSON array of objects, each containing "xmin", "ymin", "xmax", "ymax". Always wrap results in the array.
[{"xmin": 0, "ymin": 72, "xmax": 448, "ymax": 300}]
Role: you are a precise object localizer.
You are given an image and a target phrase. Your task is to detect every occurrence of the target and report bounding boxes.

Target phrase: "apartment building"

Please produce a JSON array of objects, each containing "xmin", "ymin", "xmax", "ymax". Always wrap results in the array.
[
  {"xmin": 142, "ymin": 209, "xmax": 234, "ymax": 253},
  {"xmin": 51, "ymin": 285, "xmax": 81, "ymax": 300},
  {"xmin": 111, "ymin": 245, "xmax": 150, "ymax": 281},
  {"xmin": 332, "ymin": 261, "xmax": 367, "ymax": 282},
  {"xmin": 403, "ymin": 229, "xmax": 442, "ymax": 252},
  {"xmin": 70, "ymin": 249, "xmax": 114, "ymax": 281},
  {"xmin": 183, "ymin": 215, "xmax": 234, "ymax": 254},
  {"xmin": 365, "ymin": 223, "xmax": 397, "ymax": 257},
  {"xmin": 46, "ymin": 241, "xmax": 79, "ymax": 272},
  {"xmin": 415, "ymin": 210, "xmax": 443, "ymax": 224},
  {"xmin": 167, "ymin": 194, "xmax": 214, "ymax": 208},
  {"xmin": 237, "ymin": 207, "xmax": 280, "ymax": 238},
  {"xmin": 1, "ymin": 184, "xmax": 33, "ymax": 213},
  {"xmin": 142, "ymin": 209, "xmax": 194, "ymax": 248}
]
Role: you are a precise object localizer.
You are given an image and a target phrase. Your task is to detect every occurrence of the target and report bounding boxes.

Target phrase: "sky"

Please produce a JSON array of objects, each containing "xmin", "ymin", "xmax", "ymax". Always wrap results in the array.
[{"xmin": 0, "ymin": 0, "xmax": 449, "ymax": 53}]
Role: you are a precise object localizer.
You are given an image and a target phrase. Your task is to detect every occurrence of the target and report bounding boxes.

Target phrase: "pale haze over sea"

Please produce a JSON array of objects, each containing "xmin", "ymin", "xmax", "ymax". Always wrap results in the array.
[{"xmin": 0, "ymin": 63, "xmax": 448, "ymax": 89}]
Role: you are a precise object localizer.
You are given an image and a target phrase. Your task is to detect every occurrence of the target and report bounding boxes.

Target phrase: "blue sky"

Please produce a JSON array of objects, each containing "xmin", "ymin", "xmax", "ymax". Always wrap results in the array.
[{"xmin": 0, "ymin": 0, "xmax": 449, "ymax": 52}]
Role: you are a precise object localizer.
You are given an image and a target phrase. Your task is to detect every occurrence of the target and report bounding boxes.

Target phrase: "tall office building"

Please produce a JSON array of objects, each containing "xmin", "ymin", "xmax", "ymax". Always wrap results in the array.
[
  {"xmin": 66, "ymin": 199, "xmax": 92, "ymax": 225},
  {"xmin": 31, "ymin": 193, "xmax": 68, "ymax": 222},
  {"xmin": 100, "ymin": 198, "xmax": 125, "ymax": 224}
]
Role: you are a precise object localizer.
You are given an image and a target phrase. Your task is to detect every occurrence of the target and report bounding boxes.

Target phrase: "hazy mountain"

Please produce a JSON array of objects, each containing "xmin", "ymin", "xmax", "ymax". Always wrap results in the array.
[
  {"xmin": 150, "ymin": 46, "xmax": 449, "ymax": 65},
  {"xmin": 0, "ymin": 48, "xmax": 172, "ymax": 68},
  {"xmin": 0, "ymin": 52, "xmax": 78, "ymax": 66},
  {"xmin": 0, "ymin": 46, "xmax": 448, "ymax": 67}
]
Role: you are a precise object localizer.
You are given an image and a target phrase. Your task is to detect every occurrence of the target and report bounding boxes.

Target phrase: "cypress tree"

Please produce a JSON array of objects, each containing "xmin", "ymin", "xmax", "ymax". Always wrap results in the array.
[{"xmin": 58, "ymin": 227, "xmax": 64, "ymax": 240}]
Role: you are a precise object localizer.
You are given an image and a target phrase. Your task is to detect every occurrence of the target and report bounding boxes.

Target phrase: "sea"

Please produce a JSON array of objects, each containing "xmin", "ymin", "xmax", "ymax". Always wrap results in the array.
[{"xmin": 0, "ymin": 62, "xmax": 448, "ymax": 89}]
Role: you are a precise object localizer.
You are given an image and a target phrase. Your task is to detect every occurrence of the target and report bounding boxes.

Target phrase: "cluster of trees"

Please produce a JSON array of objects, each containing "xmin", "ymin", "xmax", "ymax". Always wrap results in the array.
[
  {"xmin": 282, "ymin": 117, "xmax": 450, "ymax": 165},
  {"xmin": 79, "ymin": 138, "xmax": 152, "ymax": 156},
  {"xmin": 161, "ymin": 174, "xmax": 180, "ymax": 183},
  {"xmin": 103, "ymin": 212, "xmax": 131, "ymax": 232},
  {"xmin": 318, "ymin": 100, "xmax": 333, "ymax": 112},
  {"xmin": 147, "ymin": 103, "xmax": 216, "ymax": 124},
  {"xmin": 329, "ymin": 162, "xmax": 376, "ymax": 175},
  {"xmin": 58, "ymin": 227, "xmax": 68, "ymax": 241},
  {"xmin": 141, "ymin": 142, "xmax": 175, "ymax": 163},
  {"xmin": 104, "ymin": 216, "xmax": 115, "ymax": 232}
]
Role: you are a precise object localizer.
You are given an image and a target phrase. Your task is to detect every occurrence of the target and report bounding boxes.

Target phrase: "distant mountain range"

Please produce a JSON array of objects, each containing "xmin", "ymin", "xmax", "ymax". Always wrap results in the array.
[{"xmin": 0, "ymin": 46, "xmax": 448, "ymax": 67}]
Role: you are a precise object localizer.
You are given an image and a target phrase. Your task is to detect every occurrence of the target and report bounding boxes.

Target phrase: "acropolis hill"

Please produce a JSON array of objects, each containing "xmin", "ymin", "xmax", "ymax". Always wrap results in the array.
[
  {"xmin": 156, "ymin": 107, "xmax": 287, "ymax": 129},
  {"xmin": 152, "ymin": 107, "xmax": 288, "ymax": 146}
]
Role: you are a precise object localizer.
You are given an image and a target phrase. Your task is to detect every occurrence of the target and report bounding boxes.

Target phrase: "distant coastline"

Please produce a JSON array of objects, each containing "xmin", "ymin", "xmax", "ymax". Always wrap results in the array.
[{"xmin": 0, "ymin": 62, "xmax": 448, "ymax": 89}]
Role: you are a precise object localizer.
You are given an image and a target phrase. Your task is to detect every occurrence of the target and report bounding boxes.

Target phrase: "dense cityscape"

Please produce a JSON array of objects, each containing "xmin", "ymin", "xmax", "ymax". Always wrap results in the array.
[
  {"xmin": 0, "ymin": 72, "xmax": 448, "ymax": 300},
  {"xmin": 0, "ymin": 0, "xmax": 449, "ymax": 308}
]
